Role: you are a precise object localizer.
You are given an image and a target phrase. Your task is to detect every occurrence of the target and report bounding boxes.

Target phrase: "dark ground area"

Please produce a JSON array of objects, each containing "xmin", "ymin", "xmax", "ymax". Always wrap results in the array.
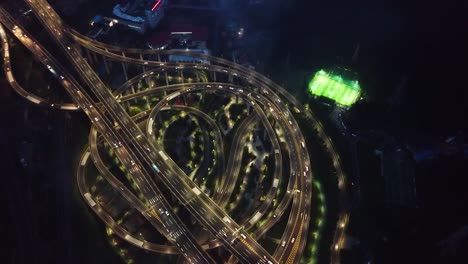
[
  {"xmin": 245, "ymin": 1, "xmax": 467, "ymax": 263},
  {"xmin": 240, "ymin": 0, "xmax": 467, "ymax": 133},
  {"xmin": 0, "ymin": 84, "xmax": 121, "ymax": 263}
]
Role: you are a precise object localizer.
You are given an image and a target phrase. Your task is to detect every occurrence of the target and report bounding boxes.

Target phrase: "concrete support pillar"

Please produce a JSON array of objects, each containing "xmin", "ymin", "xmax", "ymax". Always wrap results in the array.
[
  {"xmin": 256, "ymin": 117, "xmax": 262, "ymax": 131},
  {"xmin": 121, "ymin": 62, "xmax": 129, "ymax": 82},
  {"xmin": 157, "ymin": 112, "xmax": 163, "ymax": 124},
  {"xmin": 121, "ymin": 52, "xmax": 127, "ymax": 76},
  {"xmin": 120, "ymin": 53, "xmax": 131, "ymax": 88},
  {"xmin": 165, "ymin": 71, "xmax": 169, "ymax": 86},
  {"xmin": 102, "ymin": 52, "xmax": 110, "ymax": 75},
  {"xmin": 139, "ymin": 53, "xmax": 147, "ymax": 73},
  {"xmin": 84, "ymin": 48, "xmax": 93, "ymax": 66},
  {"xmin": 92, "ymin": 52, "xmax": 99, "ymax": 67}
]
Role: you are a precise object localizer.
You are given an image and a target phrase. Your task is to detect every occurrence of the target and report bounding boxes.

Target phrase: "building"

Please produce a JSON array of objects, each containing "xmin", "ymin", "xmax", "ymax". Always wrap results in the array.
[{"xmin": 111, "ymin": 0, "xmax": 166, "ymax": 33}]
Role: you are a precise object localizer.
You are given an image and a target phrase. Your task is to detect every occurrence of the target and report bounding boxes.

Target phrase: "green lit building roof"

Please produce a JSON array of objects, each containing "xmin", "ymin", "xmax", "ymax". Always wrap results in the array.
[{"xmin": 308, "ymin": 70, "xmax": 361, "ymax": 106}]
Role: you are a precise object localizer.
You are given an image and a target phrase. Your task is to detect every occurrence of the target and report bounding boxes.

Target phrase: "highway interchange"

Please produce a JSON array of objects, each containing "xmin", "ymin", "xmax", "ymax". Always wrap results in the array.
[{"xmin": 0, "ymin": 1, "xmax": 350, "ymax": 263}]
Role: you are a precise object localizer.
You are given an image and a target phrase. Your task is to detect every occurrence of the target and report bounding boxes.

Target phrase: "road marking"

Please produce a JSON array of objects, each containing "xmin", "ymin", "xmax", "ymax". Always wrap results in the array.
[
  {"xmin": 80, "ymin": 151, "xmax": 90, "ymax": 166},
  {"xmin": 249, "ymin": 212, "xmax": 263, "ymax": 225},
  {"xmin": 158, "ymin": 150, "xmax": 169, "ymax": 161},
  {"xmin": 166, "ymin": 91, "xmax": 180, "ymax": 101},
  {"xmin": 192, "ymin": 187, "xmax": 201, "ymax": 195},
  {"xmin": 272, "ymin": 179, "xmax": 279, "ymax": 188},
  {"xmin": 148, "ymin": 118, "xmax": 154, "ymax": 134},
  {"xmin": 26, "ymin": 95, "xmax": 41, "ymax": 104},
  {"xmin": 149, "ymin": 195, "xmax": 160, "ymax": 205},
  {"xmin": 124, "ymin": 234, "xmax": 144, "ymax": 247},
  {"xmin": 6, "ymin": 71, "xmax": 14, "ymax": 81},
  {"xmin": 60, "ymin": 104, "xmax": 78, "ymax": 110},
  {"xmin": 84, "ymin": 192, "xmax": 96, "ymax": 207}
]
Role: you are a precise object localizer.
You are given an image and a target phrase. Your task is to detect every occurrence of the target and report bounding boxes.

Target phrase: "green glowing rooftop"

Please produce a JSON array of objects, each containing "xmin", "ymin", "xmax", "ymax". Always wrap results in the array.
[{"xmin": 308, "ymin": 70, "xmax": 361, "ymax": 106}]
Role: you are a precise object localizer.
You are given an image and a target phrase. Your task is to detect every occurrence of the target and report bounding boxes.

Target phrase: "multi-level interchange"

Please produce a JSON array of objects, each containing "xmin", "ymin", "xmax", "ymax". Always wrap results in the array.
[{"xmin": 1, "ymin": 1, "xmax": 349, "ymax": 263}]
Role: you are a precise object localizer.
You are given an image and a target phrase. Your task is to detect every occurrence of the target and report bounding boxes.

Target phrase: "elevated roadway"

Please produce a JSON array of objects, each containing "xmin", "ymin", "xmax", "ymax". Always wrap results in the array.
[
  {"xmin": 2, "ymin": 0, "xmax": 352, "ymax": 262},
  {"xmin": 24, "ymin": 1, "xmax": 279, "ymax": 263},
  {"xmin": 0, "ymin": 6, "xmax": 215, "ymax": 263},
  {"xmin": 0, "ymin": 23, "xmax": 78, "ymax": 110}
]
